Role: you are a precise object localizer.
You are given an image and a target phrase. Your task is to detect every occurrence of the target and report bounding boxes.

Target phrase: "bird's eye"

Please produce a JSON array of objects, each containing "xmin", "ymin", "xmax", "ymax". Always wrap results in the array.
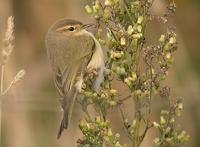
[{"xmin": 68, "ymin": 27, "xmax": 75, "ymax": 32}]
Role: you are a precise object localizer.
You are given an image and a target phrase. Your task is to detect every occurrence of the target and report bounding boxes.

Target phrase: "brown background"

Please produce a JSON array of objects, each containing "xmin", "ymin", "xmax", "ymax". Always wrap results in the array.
[{"xmin": 0, "ymin": 0, "xmax": 200, "ymax": 146}]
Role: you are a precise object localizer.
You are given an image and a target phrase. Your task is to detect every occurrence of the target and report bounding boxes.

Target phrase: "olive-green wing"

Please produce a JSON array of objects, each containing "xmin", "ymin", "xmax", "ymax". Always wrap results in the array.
[
  {"xmin": 46, "ymin": 34, "xmax": 95, "ymax": 138},
  {"xmin": 51, "ymin": 34, "xmax": 95, "ymax": 104},
  {"xmin": 55, "ymin": 59, "xmax": 84, "ymax": 139},
  {"xmin": 46, "ymin": 33, "xmax": 95, "ymax": 98}
]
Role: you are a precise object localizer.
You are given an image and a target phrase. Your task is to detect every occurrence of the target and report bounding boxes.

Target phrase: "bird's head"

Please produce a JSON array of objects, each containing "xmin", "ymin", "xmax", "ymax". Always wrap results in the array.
[{"xmin": 50, "ymin": 19, "xmax": 94, "ymax": 36}]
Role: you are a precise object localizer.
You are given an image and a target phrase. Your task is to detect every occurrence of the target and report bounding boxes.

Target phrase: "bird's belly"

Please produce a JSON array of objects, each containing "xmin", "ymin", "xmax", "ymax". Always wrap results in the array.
[{"xmin": 75, "ymin": 30, "xmax": 105, "ymax": 92}]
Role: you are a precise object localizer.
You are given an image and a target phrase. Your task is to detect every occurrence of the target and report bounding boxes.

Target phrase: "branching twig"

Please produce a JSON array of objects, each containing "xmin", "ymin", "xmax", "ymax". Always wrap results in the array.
[
  {"xmin": 118, "ymin": 105, "xmax": 133, "ymax": 141},
  {"xmin": 79, "ymin": 1, "xmax": 189, "ymax": 146}
]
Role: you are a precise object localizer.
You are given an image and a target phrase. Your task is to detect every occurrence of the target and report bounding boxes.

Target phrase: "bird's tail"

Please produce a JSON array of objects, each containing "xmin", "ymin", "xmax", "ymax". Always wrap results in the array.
[
  {"xmin": 57, "ymin": 110, "xmax": 68, "ymax": 139},
  {"xmin": 57, "ymin": 91, "xmax": 77, "ymax": 139}
]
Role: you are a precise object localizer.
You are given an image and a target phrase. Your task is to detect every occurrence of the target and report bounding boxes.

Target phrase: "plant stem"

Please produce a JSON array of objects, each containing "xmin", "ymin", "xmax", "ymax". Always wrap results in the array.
[
  {"xmin": 148, "ymin": 65, "xmax": 153, "ymax": 114},
  {"xmin": 0, "ymin": 65, "xmax": 4, "ymax": 94},
  {"xmin": 134, "ymin": 110, "xmax": 141, "ymax": 147},
  {"xmin": 0, "ymin": 65, "xmax": 4, "ymax": 146},
  {"xmin": 118, "ymin": 105, "xmax": 133, "ymax": 141},
  {"xmin": 123, "ymin": 0, "xmax": 135, "ymax": 25},
  {"xmin": 1, "ymin": 80, "xmax": 15, "ymax": 96}
]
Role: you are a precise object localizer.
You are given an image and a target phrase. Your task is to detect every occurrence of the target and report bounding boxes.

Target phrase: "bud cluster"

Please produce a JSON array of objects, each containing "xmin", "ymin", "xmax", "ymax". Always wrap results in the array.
[
  {"xmin": 78, "ymin": 116, "xmax": 126, "ymax": 147},
  {"xmin": 1, "ymin": 16, "xmax": 15, "ymax": 64},
  {"xmin": 0, "ymin": 16, "xmax": 25, "ymax": 97},
  {"xmin": 153, "ymin": 99, "xmax": 189, "ymax": 147},
  {"xmin": 79, "ymin": 0, "xmax": 189, "ymax": 146}
]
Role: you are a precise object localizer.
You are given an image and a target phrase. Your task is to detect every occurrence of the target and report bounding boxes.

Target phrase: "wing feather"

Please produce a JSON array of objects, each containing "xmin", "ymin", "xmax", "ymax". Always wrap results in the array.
[{"xmin": 46, "ymin": 29, "xmax": 95, "ymax": 138}]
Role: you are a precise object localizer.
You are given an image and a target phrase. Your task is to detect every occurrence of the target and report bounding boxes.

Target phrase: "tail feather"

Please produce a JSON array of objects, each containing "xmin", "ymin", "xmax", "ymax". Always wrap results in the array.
[
  {"xmin": 57, "ymin": 111, "xmax": 68, "ymax": 139},
  {"xmin": 57, "ymin": 91, "xmax": 77, "ymax": 139}
]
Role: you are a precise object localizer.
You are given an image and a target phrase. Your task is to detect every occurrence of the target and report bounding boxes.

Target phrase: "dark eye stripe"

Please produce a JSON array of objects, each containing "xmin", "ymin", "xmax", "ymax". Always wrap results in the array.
[{"xmin": 56, "ymin": 26, "xmax": 76, "ymax": 33}]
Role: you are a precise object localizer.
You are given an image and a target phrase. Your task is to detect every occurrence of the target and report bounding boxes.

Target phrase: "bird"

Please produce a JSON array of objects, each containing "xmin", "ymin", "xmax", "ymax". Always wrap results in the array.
[{"xmin": 45, "ymin": 18, "xmax": 105, "ymax": 139}]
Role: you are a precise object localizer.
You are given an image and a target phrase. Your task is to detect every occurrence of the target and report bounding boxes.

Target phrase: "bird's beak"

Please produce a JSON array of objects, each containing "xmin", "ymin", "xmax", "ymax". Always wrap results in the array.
[{"xmin": 82, "ymin": 23, "xmax": 95, "ymax": 29}]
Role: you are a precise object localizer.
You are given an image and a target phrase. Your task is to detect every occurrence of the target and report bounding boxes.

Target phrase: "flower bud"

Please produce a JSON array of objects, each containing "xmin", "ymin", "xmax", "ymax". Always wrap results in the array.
[
  {"xmin": 161, "ymin": 110, "xmax": 169, "ymax": 115},
  {"xmin": 79, "ymin": 120, "xmax": 85, "ymax": 128},
  {"xmin": 93, "ymin": 93, "xmax": 98, "ymax": 97},
  {"xmin": 132, "ymin": 1, "xmax": 140, "ymax": 7},
  {"xmin": 96, "ymin": 116, "xmax": 101, "ymax": 123},
  {"xmin": 124, "ymin": 77, "xmax": 135, "ymax": 86},
  {"xmin": 137, "ymin": 16, "xmax": 144, "ymax": 24},
  {"xmin": 114, "ymin": 142, "xmax": 121, "ymax": 147},
  {"xmin": 85, "ymin": 5, "xmax": 93, "ymax": 14},
  {"xmin": 177, "ymin": 131, "xmax": 187, "ymax": 140},
  {"xmin": 107, "ymin": 129, "xmax": 113, "ymax": 137},
  {"xmin": 110, "ymin": 51, "xmax": 124, "ymax": 59},
  {"xmin": 101, "ymin": 93, "xmax": 108, "ymax": 99},
  {"xmin": 120, "ymin": 37, "xmax": 126, "ymax": 46},
  {"xmin": 131, "ymin": 72, "xmax": 137, "ymax": 81},
  {"xmin": 115, "ymin": 67, "xmax": 126, "ymax": 75},
  {"xmin": 137, "ymin": 25, "xmax": 142, "ymax": 33},
  {"xmin": 165, "ymin": 127, "xmax": 171, "ymax": 134},
  {"xmin": 131, "ymin": 39, "xmax": 138, "ymax": 49},
  {"xmin": 165, "ymin": 53, "xmax": 171, "ymax": 60},
  {"xmin": 103, "ymin": 8, "xmax": 110, "ymax": 19},
  {"xmin": 164, "ymin": 43, "xmax": 170, "ymax": 51},
  {"xmin": 169, "ymin": 37, "xmax": 176, "ymax": 44},
  {"xmin": 109, "ymin": 101, "xmax": 117, "ymax": 106},
  {"xmin": 127, "ymin": 25, "xmax": 134, "ymax": 35},
  {"xmin": 135, "ymin": 89, "xmax": 142, "ymax": 97},
  {"xmin": 159, "ymin": 34, "xmax": 165, "ymax": 43},
  {"xmin": 154, "ymin": 138, "xmax": 160, "ymax": 145},
  {"xmin": 133, "ymin": 33, "xmax": 143, "ymax": 39},
  {"xmin": 166, "ymin": 138, "xmax": 172, "ymax": 143},
  {"xmin": 160, "ymin": 116, "xmax": 166, "ymax": 124},
  {"xmin": 115, "ymin": 133, "xmax": 120, "ymax": 138},
  {"xmin": 93, "ymin": 1, "xmax": 100, "ymax": 13},
  {"xmin": 178, "ymin": 103, "xmax": 183, "ymax": 110},
  {"xmin": 176, "ymin": 103, "xmax": 183, "ymax": 117},
  {"xmin": 110, "ymin": 89, "xmax": 117, "ymax": 95},
  {"xmin": 105, "ymin": 0, "xmax": 111, "ymax": 6},
  {"xmin": 153, "ymin": 122, "xmax": 160, "ymax": 128}
]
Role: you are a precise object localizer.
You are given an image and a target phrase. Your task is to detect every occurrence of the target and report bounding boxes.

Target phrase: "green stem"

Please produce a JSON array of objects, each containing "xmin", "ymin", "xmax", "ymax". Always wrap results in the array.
[
  {"xmin": 134, "ymin": 110, "xmax": 141, "ymax": 147},
  {"xmin": 85, "ymin": 108, "xmax": 92, "ymax": 121},
  {"xmin": 123, "ymin": 0, "xmax": 135, "ymax": 25}
]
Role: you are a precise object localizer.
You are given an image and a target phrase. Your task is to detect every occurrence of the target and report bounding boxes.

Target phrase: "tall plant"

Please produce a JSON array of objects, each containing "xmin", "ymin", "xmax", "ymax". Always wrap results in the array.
[
  {"xmin": 77, "ymin": 0, "xmax": 189, "ymax": 146},
  {"xmin": 0, "ymin": 16, "xmax": 25, "ymax": 145}
]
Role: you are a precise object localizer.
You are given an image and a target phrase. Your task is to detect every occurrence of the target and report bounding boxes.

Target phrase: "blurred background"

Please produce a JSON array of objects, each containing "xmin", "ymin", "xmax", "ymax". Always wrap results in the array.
[{"xmin": 0, "ymin": 0, "xmax": 199, "ymax": 146}]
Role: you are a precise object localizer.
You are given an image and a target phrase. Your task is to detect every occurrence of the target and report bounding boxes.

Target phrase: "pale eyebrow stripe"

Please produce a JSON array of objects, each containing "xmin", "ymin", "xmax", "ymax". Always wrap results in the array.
[
  {"xmin": 55, "ymin": 24, "xmax": 81, "ymax": 33},
  {"xmin": 56, "ymin": 26, "xmax": 68, "ymax": 32}
]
